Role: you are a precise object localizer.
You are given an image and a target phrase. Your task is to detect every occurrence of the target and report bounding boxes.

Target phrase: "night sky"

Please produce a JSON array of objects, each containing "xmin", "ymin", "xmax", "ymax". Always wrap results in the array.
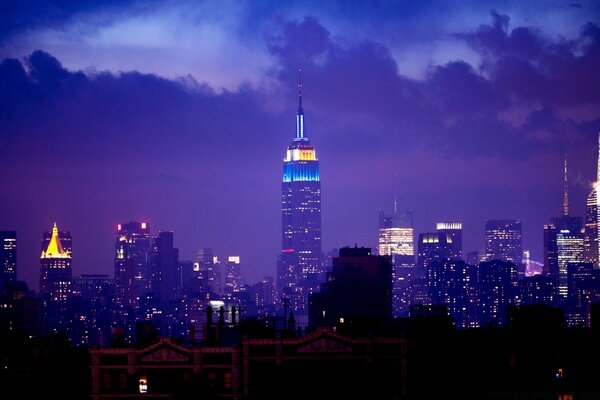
[{"xmin": 1, "ymin": 1, "xmax": 600, "ymax": 290}]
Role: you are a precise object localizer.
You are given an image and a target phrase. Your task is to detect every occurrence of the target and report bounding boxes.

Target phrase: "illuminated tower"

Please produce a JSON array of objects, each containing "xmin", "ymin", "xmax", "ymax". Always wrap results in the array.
[
  {"xmin": 544, "ymin": 155, "xmax": 583, "ymax": 296},
  {"xmin": 40, "ymin": 223, "xmax": 72, "ymax": 302},
  {"xmin": 584, "ymin": 133, "xmax": 600, "ymax": 268},
  {"xmin": 278, "ymin": 71, "xmax": 322, "ymax": 313},
  {"xmin": 114, "ymin": 221, "xmax": 152, "ymax": 313},
  {"xmin": 0, "ymin": 231, "xmax": 16, "ymax": 294}
]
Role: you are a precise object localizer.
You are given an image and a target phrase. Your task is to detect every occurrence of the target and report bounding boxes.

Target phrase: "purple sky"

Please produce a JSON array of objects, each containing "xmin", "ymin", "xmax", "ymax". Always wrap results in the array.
[{"xmin": 1, "ymin": 1, "xmax": 600, "ymax": 290}]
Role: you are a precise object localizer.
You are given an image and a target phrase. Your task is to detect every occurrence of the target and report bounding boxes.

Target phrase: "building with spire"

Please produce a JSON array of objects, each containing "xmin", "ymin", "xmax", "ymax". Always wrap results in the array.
[
  {"xmin": 40, "ymin": 223, "xmax": 72, "ymax": 302},
  {"xmin": 584, "ymin": 133, "xmax": 600, "ymax": 268},
  {"xmin": 544, "ymin": 155, "xmax": 583, "ymax": 299},
  {"xmin": 277, "ymin": 71, "xmax": 322, "ymax": 314}
]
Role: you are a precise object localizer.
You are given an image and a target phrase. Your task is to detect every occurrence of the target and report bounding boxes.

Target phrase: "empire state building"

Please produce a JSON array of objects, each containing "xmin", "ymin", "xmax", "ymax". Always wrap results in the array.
[{"xmin": 277, "ymin": 72, "xmax": 322, "ymax": 313}]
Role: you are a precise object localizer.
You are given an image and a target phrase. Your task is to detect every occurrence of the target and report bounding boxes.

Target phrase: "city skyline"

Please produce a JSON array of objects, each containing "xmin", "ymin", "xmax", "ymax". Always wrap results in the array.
[{"xmin": 1, "ymin": 2, "xmax": 600, "ymax": 290}]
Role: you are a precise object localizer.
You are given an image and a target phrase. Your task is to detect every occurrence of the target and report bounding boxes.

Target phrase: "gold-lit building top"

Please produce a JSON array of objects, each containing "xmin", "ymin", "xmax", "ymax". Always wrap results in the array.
[{"xmin": 41, "ymin": 222, "xmax": 71, "ymax": 259}]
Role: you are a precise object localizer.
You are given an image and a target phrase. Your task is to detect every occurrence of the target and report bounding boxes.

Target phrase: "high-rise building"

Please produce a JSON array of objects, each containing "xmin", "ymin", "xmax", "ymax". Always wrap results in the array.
[
  {"xmin": 223, "ymin": 256, "xmax": 242, "ymax": 296},
  {"xmin": 544, "ymin": 155, "xmax": 583, "ymax": 292},
  {"xmin": 309, "ymin": 246, "xmax": 392, "ymax": 330},
  {"xmin": 478, "ymin": 259, "xmax": 518, "ymax": 327},
  {"xmin": 0, "ymin": 231, "xmax": 17, "ymax": 293},
  {"xmin": 197, "ymin": 248, "xmax": 220, "ymax": 295},
  {"xmin": 40, "ymin": 223, "xmax": 72, "ymax": 302},
  {"xmin": 436, "ymin": 222, "xmax": 463, "ymax": 260},
  {"xmin": 278, "ymin": 72, "xmax": 322, "ymax": 313},
  {"xmin": 484, "ymin": 219, "xmax": 523, "ymax": 277},
  {"xmin": 584, "ymin": 133, "xmax": 600, "ymax": 268},
  {"xmin": 377, "ymin": 207, "xmax": 414, "ymax": 264},
  {"xmin": 378, "ymin": 206, "xmax": 415, "ymax": 317},
  {"xmin": 556, "ymin": 230, "xmax": 584, "ymax": 298},
  {"xmin": 417, "ymin": 232, "xmax": 453, "ymax": 269},
  {"xmin": 426, "ymin": 259, "xmax": 479, "ymax": 329},
  {"xmin": 151, "ymin": 231, "xmax": 179, "ymax": 303},
  {"xmin": 114, "ymin": 222, "xmax": 152, "ymax": 312}
]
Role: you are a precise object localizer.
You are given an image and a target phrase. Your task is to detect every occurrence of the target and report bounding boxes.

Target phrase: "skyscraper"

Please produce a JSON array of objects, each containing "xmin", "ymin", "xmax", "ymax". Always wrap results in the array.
[
  {"xmin": 378, "ymin": 206, "xmax": 414, "ymax": 265},
  {"xmin": 484, "ymin": 219, "xmax": 523, "ymax": 276},
  {"xmin": 197, "ymin": 248, "xmax": 220, "ymax": 295},
  {"xmin": 0, "ymin": 231, "xmax": 16, "ymax": 294},
  {"xmin": 584, "ymin": 133, "xmax": 600, "ymax": 268},
  {"xmin": 543, "ymin": 155, "xmax": 583, "ymax": 297},
  {"xmin": 417, "ymin": 232, "xmax": 453, "ymax": 269},
  {"xmin": 378, "ymin": 206, "xmax": 415, "ymax": 317},
  {"xmin": 114, "ymin": 222, "xmax": 152, "ymax": 312},
  {"xmin": 278, "ymin": 72, "xmax": 322, "ymax": 313},
  {"xmin": 40, "ymin": 223, "xmax": 72, "ymax": 302},
  {"xmin": 151, "ymin": 231, "xmax": 179, "ymax": 303},
  {"xmin": 223, "ymin": 256, "xmax": 242, "ymax": 296},
  {"xmin": 436, "ymin": 222, "xmax": 462, "ymax": 260}
]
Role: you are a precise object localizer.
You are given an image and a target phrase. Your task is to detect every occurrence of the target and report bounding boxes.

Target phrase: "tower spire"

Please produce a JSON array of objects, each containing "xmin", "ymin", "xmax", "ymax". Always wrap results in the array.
[
  {"xmin": 295, "ymin": 69, "xmax": 305, "ymax": 140},
  {"xmin": 563, "ymin": 153, "xmax": 569, "ymax": 216}
]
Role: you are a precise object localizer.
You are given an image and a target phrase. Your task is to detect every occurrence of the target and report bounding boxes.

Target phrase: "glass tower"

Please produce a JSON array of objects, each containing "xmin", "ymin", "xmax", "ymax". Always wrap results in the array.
[{"xmin": 278, "ymin": 72, "xmax": 322, "ymax": 313}]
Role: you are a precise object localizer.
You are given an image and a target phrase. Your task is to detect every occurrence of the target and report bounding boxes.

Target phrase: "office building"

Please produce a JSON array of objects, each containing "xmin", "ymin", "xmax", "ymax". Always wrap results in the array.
[
  {"xmin": 484, "ymin": 219, "xmax": 523, "ymax": 277},
  {"xmin": 223, "ymin": 256, "xmax": 242, "ymax": 296},
  {"xmin": 152, "ymin": 231, "xmax": 179, "ymax": 303},
  {"xmin": 0, "ymin": 231, "xmax": 16, "ymax": 293},
  {"xmin": 436, "ymin": 222, "xmax": 462, "ymax": 260},
  {"xmin": 114, "ymin": 221, "xmax": 152, "ymax": 312},
  {"xmin": 417, "ymin": 232, "xmax": 453, "ymax": 269}
]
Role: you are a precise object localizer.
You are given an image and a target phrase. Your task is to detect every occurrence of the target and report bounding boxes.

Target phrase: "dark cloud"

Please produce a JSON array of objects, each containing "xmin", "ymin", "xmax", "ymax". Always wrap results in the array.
[{"xmin": 458, "ymin": 11, "xmax": 600, "ymax": 107}]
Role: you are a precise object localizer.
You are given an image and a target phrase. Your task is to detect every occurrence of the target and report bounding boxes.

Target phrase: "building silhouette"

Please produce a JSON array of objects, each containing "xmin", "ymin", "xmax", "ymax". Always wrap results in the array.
[
  {"xmin": 309, "ymin": 246, "xmax": 392, "ymax": 331},
  {"xmin": 151, "ymin": 231, "xmax": 179, "ymax": 303},
  {"xmin": 277, "ymin": 72, "xmax": 322, "ymax": 314},
  {"xmin": 0, "ymin": 231, "xmax": 16, "ymax": 294}
]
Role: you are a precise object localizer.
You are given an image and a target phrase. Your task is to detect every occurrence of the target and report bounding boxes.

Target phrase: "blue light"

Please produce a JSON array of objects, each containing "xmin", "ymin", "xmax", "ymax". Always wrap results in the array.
[{"xmin": 283, "ymin": 161, "xmax": 320, "ymax": 182}]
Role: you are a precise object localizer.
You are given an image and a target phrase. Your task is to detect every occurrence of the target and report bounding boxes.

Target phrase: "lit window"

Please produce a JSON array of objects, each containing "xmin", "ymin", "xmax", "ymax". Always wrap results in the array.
[{"xmin": 139, "ymin": 377, "xmax": 148, "ymax": 393}]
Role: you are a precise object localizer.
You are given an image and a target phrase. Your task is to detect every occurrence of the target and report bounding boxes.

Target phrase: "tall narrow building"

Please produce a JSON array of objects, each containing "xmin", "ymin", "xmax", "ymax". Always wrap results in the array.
[
  {"xmin": 114, "ymin": 222, "xmax": 152, "ymax": 313},
  {"xmin": 584, "ymin": 133, "xmax": 600, "ymax": 268},
  {"xmin": 277, "ymin": 71, "xmax": 322, "ymax": 313},
  {"xmin": 544, "ymin": 155, "xmax": 583, "ymax": 297},
  {"xmin": 40, "ymin": 223, "xmax": 72, "ymax": 302},
  {"xmin": 0, "ymin": 231, "xmax": 17, "ymax": 294}
]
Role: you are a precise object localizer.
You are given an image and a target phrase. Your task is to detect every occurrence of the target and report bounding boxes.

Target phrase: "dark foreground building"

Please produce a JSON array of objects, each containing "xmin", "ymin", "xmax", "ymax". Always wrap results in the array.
[{"xmin": 89, "ymin": 327, "xmax": 407, "ymax": 400}]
